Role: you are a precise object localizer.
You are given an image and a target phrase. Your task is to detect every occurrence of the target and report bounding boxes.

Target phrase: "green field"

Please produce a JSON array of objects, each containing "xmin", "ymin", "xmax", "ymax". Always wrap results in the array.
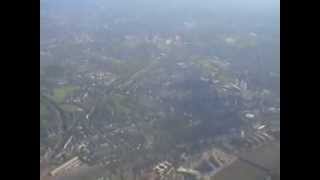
[
  {"xmin": 60, "ymin": 104, "xmax": 80, "ymax": 112},
  {"xmin": 238, "ymin": 142, "xmax": 280, "ymax": 175},
  {"xmin": 214, "ymin": 142, "xmax": 280, "ymax": 180},
  {"xmin": 51, "ymin": 85, "xmax": 79, "ymax": 103},
  {"xmin": 214, "ymin": 160, "xmax": 268, "ymax": 180}
]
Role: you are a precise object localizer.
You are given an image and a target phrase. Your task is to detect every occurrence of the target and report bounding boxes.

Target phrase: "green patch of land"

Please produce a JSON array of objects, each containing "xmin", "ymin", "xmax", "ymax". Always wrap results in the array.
[
  {"xmin": 60, "ymin": 104, "xmax": 81, "ymax": 112},
  {"xmin": 214, "ymin": 142, "xmax": 280, "ymax": 180},
  {"xmin": 192, "ymin": 58, "xmax": 233, "ymax": 83},
  {"xmin": 51, "ymin": 85, "xmax": 79, "ymax": 103},
  {"xmin": 238, "ymin": 142, "xmax": 280, "ymax": 175},
  {"xmin": 193, "ymin": 59, "xmax": 220, "ymax": 74},
  {"xmin": 214, "ymin": 160, "xmax": 268, "ymax": 180}
]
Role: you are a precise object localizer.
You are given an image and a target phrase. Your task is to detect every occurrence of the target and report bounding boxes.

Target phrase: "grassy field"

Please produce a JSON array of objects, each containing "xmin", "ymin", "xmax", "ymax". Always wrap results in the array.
[
  {"xmin": 60, "ymin": 104, "xmax": 81, "ymax": 112},
  {"xmin": 213, "ymin": 160, "xmax": 268, "ymax": 180},
  {"xmin": 213, "ymin": 141, "xmax": 280, "ymax": 180},
  {"xmin": 51, "ymin": 85, "xmax": 79, "ymax": 103},
  {"xmin": 238, "ymin": 141, "xmax": 280, "ymax": 175}
]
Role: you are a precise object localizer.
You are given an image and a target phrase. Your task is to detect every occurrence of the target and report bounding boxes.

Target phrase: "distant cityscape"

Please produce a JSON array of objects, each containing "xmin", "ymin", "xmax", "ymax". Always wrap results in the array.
[{"xmin": 40, "ymin": 1, "xmax": 279, "ymax": 180}]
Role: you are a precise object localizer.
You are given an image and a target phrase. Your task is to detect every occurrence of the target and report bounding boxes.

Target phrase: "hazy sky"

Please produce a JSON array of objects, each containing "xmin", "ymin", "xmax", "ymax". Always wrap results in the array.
[{"xmin": 41, "ymin": 0, "xmax": 279, "ymax": 14}]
